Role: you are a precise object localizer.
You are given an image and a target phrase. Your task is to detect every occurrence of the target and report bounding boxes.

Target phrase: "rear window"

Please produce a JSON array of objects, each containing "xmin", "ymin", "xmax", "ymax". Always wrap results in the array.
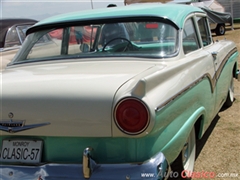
[{"xmin": 13, "ymin": 21, "xmax": 179, "ymax": 63}]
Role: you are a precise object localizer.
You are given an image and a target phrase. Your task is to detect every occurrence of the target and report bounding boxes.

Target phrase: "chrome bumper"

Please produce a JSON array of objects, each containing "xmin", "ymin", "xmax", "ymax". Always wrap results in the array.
[{"xmin": 0, "ymin": 151, "xmax": 170, "ymax": 180}]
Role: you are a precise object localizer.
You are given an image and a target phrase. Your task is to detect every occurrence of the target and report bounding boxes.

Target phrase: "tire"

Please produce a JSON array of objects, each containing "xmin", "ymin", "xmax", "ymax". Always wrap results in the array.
[
  {"xmin": 224, "ymin": 77, "xmax": 234, "ymax": 107},
  {"xmin": 170, "ymin": 128, "xmax": 196, "ymax": 180},
  {"xmin": 215, "ymin": 24, "xmax": 225, "ymax": 36}
]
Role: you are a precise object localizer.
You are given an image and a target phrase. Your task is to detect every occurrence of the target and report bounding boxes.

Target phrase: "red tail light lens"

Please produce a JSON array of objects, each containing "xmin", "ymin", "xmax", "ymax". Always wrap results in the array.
[{"xmin": 114, "ymin": 98, "xmax": 150, "ymax": 135}]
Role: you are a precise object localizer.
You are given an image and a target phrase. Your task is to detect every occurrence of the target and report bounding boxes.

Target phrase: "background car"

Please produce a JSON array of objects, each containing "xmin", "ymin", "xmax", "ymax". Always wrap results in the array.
[
  {"xmin": 0, "ymin": 4, "xmax": 239, "ymax": 180},
  {"xmin": 124, "ymin": 0, "xmax": 234, "ymax": 36},
  {"xmin": 0, "ymin": 18, "xmax": 37, "ymax": 71},
  {"xmin": 191, "ymin": 2, "xmax": 233, "ymax": 36}
]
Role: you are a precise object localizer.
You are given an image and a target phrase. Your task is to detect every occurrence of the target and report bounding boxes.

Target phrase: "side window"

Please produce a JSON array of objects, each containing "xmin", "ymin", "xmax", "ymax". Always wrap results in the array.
[
  {"xmin": 197, "ymin": 16, "xmax": 212, "ymax": 46},
  {"xmin": 69, "ymin": 26, "xmax": 98, "ymax": 54},
  {"xmin": 182, "ymin": 18, "xmax": 200, "ymax": 54},
  {"xmin": 27, "ymin": 28, "xmax": 63, "ymax": 60}
]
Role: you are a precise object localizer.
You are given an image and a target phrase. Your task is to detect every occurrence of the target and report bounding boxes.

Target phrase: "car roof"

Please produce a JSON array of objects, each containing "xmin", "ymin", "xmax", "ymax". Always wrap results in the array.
[
  {"xmin": 0, "ymin": 18, "xmax": 38, "ymax": 48},
  {"xmin": 27, "ymin": 4, "xmax": 204, "ymax": 35}
]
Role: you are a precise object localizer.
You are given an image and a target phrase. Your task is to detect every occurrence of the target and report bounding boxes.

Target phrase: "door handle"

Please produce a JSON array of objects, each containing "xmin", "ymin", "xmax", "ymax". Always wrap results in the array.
[{"xmin": 212, "ymin": 51, "xmax": 218, "ymax": 59}]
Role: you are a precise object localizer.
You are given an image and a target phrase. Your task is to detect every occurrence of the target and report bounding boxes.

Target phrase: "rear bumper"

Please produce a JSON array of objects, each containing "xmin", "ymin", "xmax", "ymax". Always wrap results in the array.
[{"xmin": 0, "ymin": 151, "xmax": 170, "ymax": 180}]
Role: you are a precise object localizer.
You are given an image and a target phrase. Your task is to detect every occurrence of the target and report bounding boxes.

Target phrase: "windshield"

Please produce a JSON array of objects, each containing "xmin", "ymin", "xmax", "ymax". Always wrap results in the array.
[{"xmin": 13, "ymin": 21, "xmax": 179, "ymax": 63}]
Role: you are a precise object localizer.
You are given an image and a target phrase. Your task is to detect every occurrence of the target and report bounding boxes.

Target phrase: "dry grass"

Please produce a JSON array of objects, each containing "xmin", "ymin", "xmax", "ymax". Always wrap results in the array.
[{"xmin": 193, "ymin": 24, "xmax": 240, "ymax": 180}]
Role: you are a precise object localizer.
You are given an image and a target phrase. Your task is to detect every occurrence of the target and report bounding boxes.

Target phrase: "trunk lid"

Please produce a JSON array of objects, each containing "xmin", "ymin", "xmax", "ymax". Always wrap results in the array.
[{"xmin": 1, "ymin": 60, "xmax": 155, "ymax": 137}]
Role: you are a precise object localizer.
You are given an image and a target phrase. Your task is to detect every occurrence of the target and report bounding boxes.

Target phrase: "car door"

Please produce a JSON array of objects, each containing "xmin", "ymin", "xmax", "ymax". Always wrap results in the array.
[
  {"xmin": 196, "ymin": 15, "xmax": 229, "ymax": 112},
  {"xmin": 182, "ymin": 17, "xmax": 216, "ymax": 121}
]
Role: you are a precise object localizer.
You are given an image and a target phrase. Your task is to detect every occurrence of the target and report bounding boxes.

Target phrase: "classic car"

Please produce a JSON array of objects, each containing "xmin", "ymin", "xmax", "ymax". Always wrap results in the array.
[
  {"xmin": 0, "ymin": 18, "xmax": 38, "ymax": 71},
  {"xmin": 0, "ymin": 4, "xmax": 239, "ymax": 180}
]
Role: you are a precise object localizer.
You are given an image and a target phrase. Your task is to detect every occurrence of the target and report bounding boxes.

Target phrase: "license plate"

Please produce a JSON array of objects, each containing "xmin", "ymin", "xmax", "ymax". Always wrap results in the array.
[{"xmin": 0, "ymin": 139, "xmax": 42, "ymax": 163}]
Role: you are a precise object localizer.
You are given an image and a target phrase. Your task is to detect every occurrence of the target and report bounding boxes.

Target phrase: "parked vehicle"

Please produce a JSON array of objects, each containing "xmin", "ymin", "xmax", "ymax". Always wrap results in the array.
[
  {"xmin": 0, "ymin": 18, "xmax": 38, "ymax": 71},
  {"xmin": 194, "ymin": 5, "xmax": 233, "ymax": 36},
  {"xmin": 0, "ymin": 4, "xmax": 239, "ymax": 180},
  {"xmin": 124, "ymin": 0, "xmax": 233, "ymax": 36}
]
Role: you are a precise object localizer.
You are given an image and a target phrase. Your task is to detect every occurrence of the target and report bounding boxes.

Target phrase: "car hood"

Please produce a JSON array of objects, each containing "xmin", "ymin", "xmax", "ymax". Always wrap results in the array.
[{"xmin": 1, "ymin": 60, "xmax": 157, "ymax": 137}]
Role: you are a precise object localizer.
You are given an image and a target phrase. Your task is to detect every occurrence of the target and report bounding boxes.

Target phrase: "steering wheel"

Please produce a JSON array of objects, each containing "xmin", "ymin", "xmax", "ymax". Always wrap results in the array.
[{"xmin": 102, "ymin": 37, "xmax": 133, "ymax": 52}]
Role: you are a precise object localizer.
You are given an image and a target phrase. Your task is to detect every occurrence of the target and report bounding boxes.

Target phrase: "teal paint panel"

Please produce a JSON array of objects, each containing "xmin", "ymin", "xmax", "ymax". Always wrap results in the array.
[{"xmin": 32, "ymin": 4, "xmax": 203, "ymax": 30}]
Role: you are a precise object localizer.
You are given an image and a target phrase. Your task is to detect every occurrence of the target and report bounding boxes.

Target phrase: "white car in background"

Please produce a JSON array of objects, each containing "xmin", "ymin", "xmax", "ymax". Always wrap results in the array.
[{"xmin": 0, "ymin": 18, "xmax": 37, "ymax": 71}]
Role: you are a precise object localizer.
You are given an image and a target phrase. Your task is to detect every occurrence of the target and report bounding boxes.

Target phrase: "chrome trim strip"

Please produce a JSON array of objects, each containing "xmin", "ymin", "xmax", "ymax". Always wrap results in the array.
[
  {"xmin": 155, "ymin": 48, "xmax": 238, "ymax": 112},
  {"xmin": 214, "ymin": 47, "xmax": 238, "ymax": 81},
  {"xmin": 0, "ymin": 46, "xmax": 20, "ymax": 53},
  {"xmin": 0, "ymin": 151, "xmax": 170, "ymax": 180},
  {"xmin": 155, "ymin": 74, "xmax": 212, "ymax": 112}
]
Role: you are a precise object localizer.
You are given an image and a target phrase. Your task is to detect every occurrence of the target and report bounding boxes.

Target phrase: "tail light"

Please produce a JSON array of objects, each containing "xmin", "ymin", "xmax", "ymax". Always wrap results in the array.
[{"xmin": 114, "ymin": 98, "xmax": 150, "ymax": 135}]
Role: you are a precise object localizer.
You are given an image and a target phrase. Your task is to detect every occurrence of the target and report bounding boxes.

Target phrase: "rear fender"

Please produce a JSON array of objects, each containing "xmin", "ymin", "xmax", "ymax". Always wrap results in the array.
[{"xmin": 161, "ymin": 107, "xmax": 206, "ymax": 163}]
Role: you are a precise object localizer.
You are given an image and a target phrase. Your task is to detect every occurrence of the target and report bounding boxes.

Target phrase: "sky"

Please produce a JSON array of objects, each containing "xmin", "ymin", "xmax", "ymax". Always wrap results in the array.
[{"xmin": 0, "ymin": 0, "xmax": 126, "ymax": 20}]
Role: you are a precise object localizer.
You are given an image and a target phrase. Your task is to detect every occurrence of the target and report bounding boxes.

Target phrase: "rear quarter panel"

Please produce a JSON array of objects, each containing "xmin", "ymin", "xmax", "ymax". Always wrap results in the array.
[{"xmin": 111, "ymin": 41, "xmax": 238, "ymax": 163}]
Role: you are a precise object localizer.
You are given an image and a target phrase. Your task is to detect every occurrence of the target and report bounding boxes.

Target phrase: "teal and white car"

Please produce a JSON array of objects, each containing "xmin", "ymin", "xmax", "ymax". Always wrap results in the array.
[{"xmin": 0, "ymin": 4, "xmax": 239, "ymax": 180}]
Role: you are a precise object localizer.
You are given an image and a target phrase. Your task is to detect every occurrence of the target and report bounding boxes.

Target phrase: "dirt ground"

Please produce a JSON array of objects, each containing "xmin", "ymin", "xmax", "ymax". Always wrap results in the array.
[{"xmin": 193, "ymin": 24, "xmax": 240, "ymax": 180}]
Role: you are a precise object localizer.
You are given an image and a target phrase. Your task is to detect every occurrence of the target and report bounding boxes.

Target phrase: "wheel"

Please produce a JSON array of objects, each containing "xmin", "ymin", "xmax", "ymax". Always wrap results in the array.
[
  {"xmin": 224, "ymin": 76, "xmax": 234, "ymax": 107},
  {"xmin": 215, "ymin": 24, "xmax": 225, "ymax": 36},
  {"xmin": 102, "ymin": 37, "xmax": 132, "ymax": 52},
  {"xmin": 170, "ymin": 127, "xmax": 196, "ymax": 180}
]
